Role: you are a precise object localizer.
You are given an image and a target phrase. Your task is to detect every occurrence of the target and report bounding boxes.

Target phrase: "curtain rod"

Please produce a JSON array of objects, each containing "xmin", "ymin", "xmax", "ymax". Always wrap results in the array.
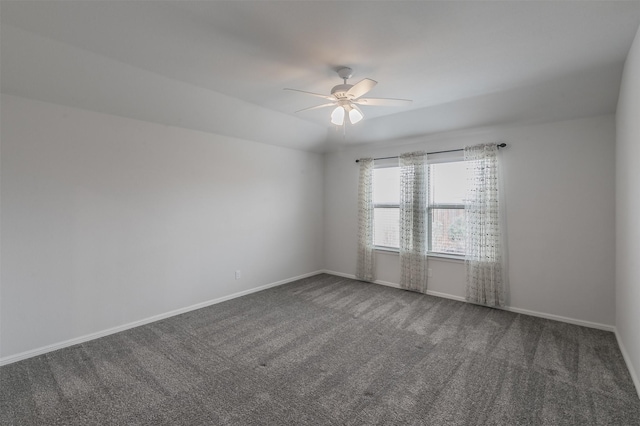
[{"xmin": 355, "ymin": 143, "xmax": 507, "ymax": 163}]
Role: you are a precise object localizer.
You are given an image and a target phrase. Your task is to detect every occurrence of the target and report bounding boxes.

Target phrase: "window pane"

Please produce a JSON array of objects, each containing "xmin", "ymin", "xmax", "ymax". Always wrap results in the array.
[
  {"xmin": 374, "ymin": 208, "xmax": 399, "ymax": 248},
  {"xmin": 373, "ymin": 167, "xmax": 400, "ymax": 204},
  {"xmin": 430, "ymin": 208, "xmax": 465, "ymax": 255},
  {"xmin": 430, "ymin": 161, "xmax": 467, "ymax": 205}
]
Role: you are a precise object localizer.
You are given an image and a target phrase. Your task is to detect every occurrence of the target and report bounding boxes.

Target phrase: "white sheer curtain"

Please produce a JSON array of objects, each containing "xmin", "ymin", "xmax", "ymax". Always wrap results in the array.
[
  {"xmin": 356, "ymin": 158, "xmax": 375, "ymax": 282},
  {"xmin": 464, "ymin": 143, "xmax": 504, "ymax": 307},
  {"xmin": 399, "ymin": 151, "xmax": 428, "ymax": 293}
]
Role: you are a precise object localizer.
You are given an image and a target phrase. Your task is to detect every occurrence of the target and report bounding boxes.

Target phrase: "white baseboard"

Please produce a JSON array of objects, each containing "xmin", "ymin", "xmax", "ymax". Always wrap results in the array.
[
  {"xmin": 425, "ymin": 289, "xmax": 466, "ymax": 303},
  {"xmin": 615, "ymin": 328, "xmax": 640, "ymax": 399},
  {"xmin": 0, "ymin": 270, "xmax": 324, "ymax": 366},
  {"xmin": 503, "ymin": 306, "xmax": 614, "ymax": 332},
  {"xmin": 324, "ymin": 270, "xmax": 466, "ymax": 303},
  {"xmin": 321, "ymin": 270, "xmax": 614, "ymax": 332}
]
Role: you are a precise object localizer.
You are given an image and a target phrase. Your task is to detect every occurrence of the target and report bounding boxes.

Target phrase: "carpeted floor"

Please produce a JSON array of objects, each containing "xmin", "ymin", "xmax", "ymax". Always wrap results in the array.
[{"xmin": 1, "ymin": 273, "xmax": 639, "ymax": 425}]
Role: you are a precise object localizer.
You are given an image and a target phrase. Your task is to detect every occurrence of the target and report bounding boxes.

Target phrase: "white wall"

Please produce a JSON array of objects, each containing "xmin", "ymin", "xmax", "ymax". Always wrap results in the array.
[
  {"xmin": 325, "ymin": 115, "xmax": 616, "ymax": 328},
  {"xmin": 616, "ymin": 25, "xmax": 640, "ymax": 393},
  {"xmin": 0, "ymin": 94, "xmax": 324, "ymax": 360}
]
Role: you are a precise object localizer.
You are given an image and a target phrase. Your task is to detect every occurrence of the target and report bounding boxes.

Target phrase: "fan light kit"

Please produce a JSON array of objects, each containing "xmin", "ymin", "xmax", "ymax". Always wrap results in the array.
[{"xmin": 285, "ymin": 67, "xmax": 412, "ymax": 126}]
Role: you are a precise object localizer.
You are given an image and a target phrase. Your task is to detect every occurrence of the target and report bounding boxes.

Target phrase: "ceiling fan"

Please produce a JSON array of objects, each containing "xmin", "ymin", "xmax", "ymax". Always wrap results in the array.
[{"xmin": 284, "ymin": 67, "xmax": 412, "ymax": 126}]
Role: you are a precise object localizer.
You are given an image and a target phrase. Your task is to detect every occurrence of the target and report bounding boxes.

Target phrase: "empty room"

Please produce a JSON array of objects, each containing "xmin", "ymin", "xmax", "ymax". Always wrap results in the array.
[{"xmin": 2, "ymin": 1, "xmax": 640, "ymax": 424}]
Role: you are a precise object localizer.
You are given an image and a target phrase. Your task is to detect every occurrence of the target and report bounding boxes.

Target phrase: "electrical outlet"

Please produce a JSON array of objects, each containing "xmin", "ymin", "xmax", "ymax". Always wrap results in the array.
[
  {"xmin": 428, "ymin": 268, "xmax": 433, "ymax": 277},
  {"xmin": 235, "ymin": 270, "xmax": 241, "ymax": 280}
]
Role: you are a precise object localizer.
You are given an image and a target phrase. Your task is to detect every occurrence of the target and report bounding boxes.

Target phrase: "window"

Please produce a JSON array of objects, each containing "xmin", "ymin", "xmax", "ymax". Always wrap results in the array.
[
  {"xmin": 373, "ymin": 165, "xmax": 400, "ymax": 248},
  {"xmin": 372, "ymin": 154, "xmax": 468, "ymax": 257},
  {"xmin": 428, "ymin": 161, "xmax": 466, "ymax": 256}
]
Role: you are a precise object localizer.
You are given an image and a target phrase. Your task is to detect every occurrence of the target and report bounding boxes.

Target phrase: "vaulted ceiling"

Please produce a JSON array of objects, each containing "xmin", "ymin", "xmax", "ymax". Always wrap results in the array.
[{"xmin": 2, "ymin": 1, "xmax": 639, "ymax": 152}]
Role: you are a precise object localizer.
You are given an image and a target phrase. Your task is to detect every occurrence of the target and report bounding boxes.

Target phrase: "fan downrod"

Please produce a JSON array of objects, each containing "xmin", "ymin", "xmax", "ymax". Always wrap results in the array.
[{"xmin": 332, "ymin": 67, "xmax": 355, "ymax": 98}]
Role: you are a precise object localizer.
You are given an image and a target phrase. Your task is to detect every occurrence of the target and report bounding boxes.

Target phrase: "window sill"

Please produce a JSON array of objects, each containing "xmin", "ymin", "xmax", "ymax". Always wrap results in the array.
[
  {"xmin": 428, "ymin": 253, "xmax": 465, "ymax": 263},
  {"xmin": 373, "ymin": 247, "xmax": 464, "ymax": 263},
  {"xmin": 373, "ymin": 246, "xmax": 401, "ymax": 254}
]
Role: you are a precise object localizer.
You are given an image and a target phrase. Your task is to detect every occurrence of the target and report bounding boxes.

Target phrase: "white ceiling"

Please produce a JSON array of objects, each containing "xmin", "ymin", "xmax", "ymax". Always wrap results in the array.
[{"xmin": 2, "ymin": 1, "xmax": 639, "ymax": 151}]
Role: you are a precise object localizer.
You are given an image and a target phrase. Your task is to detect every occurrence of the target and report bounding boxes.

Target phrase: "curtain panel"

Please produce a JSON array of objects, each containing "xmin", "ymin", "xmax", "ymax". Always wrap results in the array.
[
  {"xmin": 356, "ymin": 158, "xmax": 375, "ymax": 282},
  {"xmin": 399, "ymin": 151, "xmax": 428, "ymax": 293},
  {"xmin": 464, "ymin": 143, "xmax": 504, "ymax": 307}
]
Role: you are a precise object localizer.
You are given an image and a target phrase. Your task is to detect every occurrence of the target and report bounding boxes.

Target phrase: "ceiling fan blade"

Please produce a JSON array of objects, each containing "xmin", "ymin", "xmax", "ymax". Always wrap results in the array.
[
  {"xmin": 284, "ymin": 88, "xmax": 335, "ymax": 100},
  {"xmin": 354, "ymin": 97, "xmax": 413, "ymax": 107},
  {"xmin": 346, "ymin": 78, "xmax": 377, "ymax": 99},
  {"xmin": 295, "ymin": 103, "xmax": 336, "ymax": 113}
]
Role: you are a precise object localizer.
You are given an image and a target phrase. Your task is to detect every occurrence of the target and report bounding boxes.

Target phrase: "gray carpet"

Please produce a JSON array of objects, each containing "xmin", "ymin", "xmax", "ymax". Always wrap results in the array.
[{"xmin": 1, "ymin": 274, "xmax": 639, "ymax": 425}]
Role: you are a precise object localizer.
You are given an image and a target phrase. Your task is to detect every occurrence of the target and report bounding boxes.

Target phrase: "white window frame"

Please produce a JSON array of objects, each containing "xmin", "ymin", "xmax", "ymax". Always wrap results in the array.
[
  {"xmin": 427, "ymin": 151, "xmax": 466, "ymax": 259},
  {"xmin": 372, "ymin": 152, "xmax": 467, "ymax": 260},
  {"xmin": 372, "ymin": 158, "xmax": 400, "ymax": 251}
]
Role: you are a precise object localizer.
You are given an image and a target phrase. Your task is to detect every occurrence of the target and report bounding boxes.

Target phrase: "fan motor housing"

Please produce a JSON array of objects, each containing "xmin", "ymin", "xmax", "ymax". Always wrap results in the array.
[{"xmin": 331, "ymin": 84, "xmax": 354, "ymax": 99}]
